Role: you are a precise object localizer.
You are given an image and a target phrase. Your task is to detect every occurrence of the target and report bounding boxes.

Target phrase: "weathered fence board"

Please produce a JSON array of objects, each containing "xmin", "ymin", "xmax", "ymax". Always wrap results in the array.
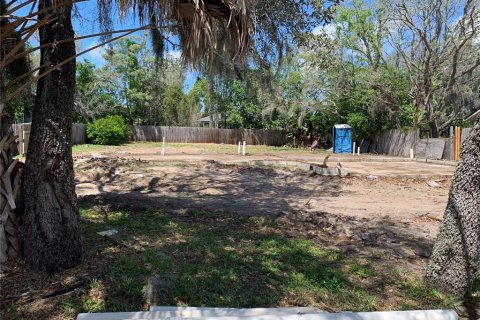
[
  {"xmin": 442, "ymin": 137, "xmax": 453, "ymax": 160},
  {"xmin": 414, "ymin": 139, "xmax": 446, "ymax": 160},
  {"xmin": 131, "ymin": 126, "xmax": 287, "ymax": 146},
  {"xmin": 72, "ymin": 124, "xmax": 87, "ymax": 145},
  {"xmin": 12, "ymin": 123, "xmax": 87, "ymax": 154},
  {"xmin": 12, "ymin": 123, "xmax": 31, "ymax": 154},
  {"xmin": 370, "ymin": 129, "xmax": 419, "ymax": 157},
  {"xmin": 370, "ymin": 129, "xmax": 464, "ymax": 160},
  {"xmin": 370, "ymin": 129, "xmax": 457, "ymax": 160}
]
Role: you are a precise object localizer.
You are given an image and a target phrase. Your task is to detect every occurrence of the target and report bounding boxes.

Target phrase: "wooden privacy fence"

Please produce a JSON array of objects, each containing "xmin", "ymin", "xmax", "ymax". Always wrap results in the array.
[
  {"xmin": 368, "ymin": 127, "xmax": 474, "ymax": 160},
  {"xmin": 131, "ymin": 126, "xmax": 287, "ymax": 146},
  {"xmin": 11, "ymin": 123, "xmax": 287, "ymax": 152},
  {"xmin": 370, "ymin": 129, "xmax": 419, "ymax": 158},
  {"xmin": 12, "ymin": 123, "xmax": 30, "ymax": 154},
  {"xmin": 72, "ymin": 123, "xmax": 87, "ymax": 145},
  {"xmin": 10, "ymin": 122, "xmax": 472, "ymax": 159},
  {"xmin": 12, "ymin": 123, "xmax": 87, "ymax": 154},
  {"xmin": 454, "ymin": 127, "xmax": 472, "ymax": 161}
]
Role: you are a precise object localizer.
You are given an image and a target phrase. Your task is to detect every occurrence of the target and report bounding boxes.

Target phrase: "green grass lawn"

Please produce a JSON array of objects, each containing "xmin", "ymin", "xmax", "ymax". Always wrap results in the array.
[
  {"xmin": 72, "ymin": 144, "xmax": 118, "ymax": 154},
  {"xmin": 59, "ymin": 205, "xmax": 458, "ymax": 317},
  {"xmin": 72, "ymin": 142, "xmax": 300, "ymax": 155}
]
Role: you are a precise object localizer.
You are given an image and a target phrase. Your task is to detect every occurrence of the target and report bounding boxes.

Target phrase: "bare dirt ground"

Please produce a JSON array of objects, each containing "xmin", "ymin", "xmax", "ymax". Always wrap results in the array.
[
  {"xmin": 74, "ymin": 143, "xmax": 456, "ymax": 178},
  {"xmin": 74, "ymin": 145, "xmax": 453, "ymax": 268}
]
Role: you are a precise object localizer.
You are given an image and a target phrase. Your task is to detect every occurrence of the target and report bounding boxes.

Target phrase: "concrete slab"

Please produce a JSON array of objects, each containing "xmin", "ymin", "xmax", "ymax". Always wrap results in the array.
[
  {"xmin": 148, "ymin": 306, "xmax": 322, "ymax": 317},
  {"xmin": 338, "ymin": 167, "xmax": 349, "ymax": 177},
  {"xmin": 296, "ymin": 162, "xmax": 313, "ymax": 171},
  {"xmin": 313, "ymin": 166, "xmax": 339, "ymax": 176},
  {"xmin": 76, "ymin": 309, "xmax": 458, "ymax": 320}
]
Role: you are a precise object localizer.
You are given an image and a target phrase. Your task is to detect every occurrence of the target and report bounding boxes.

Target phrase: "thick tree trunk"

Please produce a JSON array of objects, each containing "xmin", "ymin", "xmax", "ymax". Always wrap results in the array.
[
  {"xmin": 21, "ymin": 0, "xmax": 83, "ymax": 272},
  {"xmin": 426, "ymin": 121, "xmax": 480, "ymax": 296}
]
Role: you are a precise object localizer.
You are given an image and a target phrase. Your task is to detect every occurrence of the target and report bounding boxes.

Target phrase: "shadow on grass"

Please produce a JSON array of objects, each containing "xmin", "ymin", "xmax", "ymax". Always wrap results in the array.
[
  {"xmin": 60, "ymin": 199, "xmax": 457, "ymax": 317},
  {"xmin": 76, "ymin": 206, "xmax": 379, "ymax": 313},
  {"xmin": 0, "ymin": 202, "xmax": 458, "ymax": 320}
]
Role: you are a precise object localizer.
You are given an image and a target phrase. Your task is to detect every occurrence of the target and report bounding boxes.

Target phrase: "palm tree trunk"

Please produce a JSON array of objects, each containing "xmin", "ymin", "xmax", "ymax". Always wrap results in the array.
[
  {"xmin": 21, "ymin": 0, "xmax": 83, "ymax": 272},
  {"xmin": 1, "ymin": 0, "xmax": 27, "ymax": 268},
  {"xmin": 0, "ymin": 85, "xmax": 23, "ymax": 268},
  {"xmin": 426, "ymin": 121, "xmax": 480, "ymax": 296}
]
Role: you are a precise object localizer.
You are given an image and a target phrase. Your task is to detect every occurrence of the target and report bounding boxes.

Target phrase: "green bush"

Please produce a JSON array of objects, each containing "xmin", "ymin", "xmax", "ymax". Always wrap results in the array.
[
  {"xmin": 346, "ymin": 112, "xmax": 374, "ymax": 141},
  {"xmin": 87, "ymin": 115, "xmax": 131, "ymax": 145}
]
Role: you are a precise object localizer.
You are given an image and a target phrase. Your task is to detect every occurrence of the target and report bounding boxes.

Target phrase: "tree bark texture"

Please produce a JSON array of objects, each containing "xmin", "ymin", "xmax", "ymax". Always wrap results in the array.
[
  {"xmin": 21, "ymin": 0, "xmax": 83, "ymax": 272},
  {"xmin": 426, "ymin": 121, "xmax": 480, "ymax": 296}
]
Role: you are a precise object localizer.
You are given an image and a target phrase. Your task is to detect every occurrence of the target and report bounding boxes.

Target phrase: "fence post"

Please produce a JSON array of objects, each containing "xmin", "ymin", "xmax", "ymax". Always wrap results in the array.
[
  {"xmin": 22, "ymin": 130, "xmax": 30, "ymax": 155},
  {"xmin": 449, "ymin": 126, "xmax": 454, "ymax": 160},
  {"xmin": 161, "ymin": 136, "xmax": 166, "ymax": 156},
  {"xmin": 454, "ymin": 127, "xmax": 462, "ymax": 161}
]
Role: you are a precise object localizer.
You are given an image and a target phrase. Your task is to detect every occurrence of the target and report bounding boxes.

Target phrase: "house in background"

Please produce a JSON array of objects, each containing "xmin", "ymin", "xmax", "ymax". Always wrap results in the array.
[
  {"xmin": 198, "ymin": 116, "xmax": 213, "ymax": 127},
  {"xmin": 197, "ymin": 115, "xmax": 225, "ymax": 128}
]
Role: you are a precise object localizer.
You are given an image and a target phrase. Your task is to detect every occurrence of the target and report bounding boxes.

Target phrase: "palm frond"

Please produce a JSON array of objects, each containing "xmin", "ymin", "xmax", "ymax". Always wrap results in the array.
[
  {"xmin": 0, "ymin": 0, "xmax": 31, "ymax": 82},
  {"xmin": 98, "ymin": 0, "xmax": 253, "ymax": 67}
]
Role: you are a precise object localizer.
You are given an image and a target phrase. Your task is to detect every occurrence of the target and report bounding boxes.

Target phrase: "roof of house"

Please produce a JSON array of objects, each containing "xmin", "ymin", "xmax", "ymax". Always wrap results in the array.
[
  {"xmin": 466, "ymin": 109, "xmax": 480, "ymax": 122},
  {"xmin": 198, "ymin": 116, "xmax": 213, "ymax": 122}
]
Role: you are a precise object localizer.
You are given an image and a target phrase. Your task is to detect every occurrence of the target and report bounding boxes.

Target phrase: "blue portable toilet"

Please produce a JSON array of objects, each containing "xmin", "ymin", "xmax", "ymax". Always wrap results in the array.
[{"xmin": 332, "ymin": 124, "xmax": 352, "ymax": 154}]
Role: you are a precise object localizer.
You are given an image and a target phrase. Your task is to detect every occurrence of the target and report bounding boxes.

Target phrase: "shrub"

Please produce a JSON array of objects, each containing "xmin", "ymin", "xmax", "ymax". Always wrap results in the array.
[
  {"xmin": 346, "ymin": 112, "xmax": 374, "ymax": 141},
  {"xmin": 87, "ymin": 115, "xmax": 131, "ymax": 145}
]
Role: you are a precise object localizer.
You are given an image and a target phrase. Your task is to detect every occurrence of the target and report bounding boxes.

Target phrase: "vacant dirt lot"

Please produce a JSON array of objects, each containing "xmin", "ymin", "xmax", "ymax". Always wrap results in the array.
[
  {"xmin": 73, "ymin": 142, "xmax": 456, "ymax": 177},
  {"xmin": 74, "ymin": 145, "xmax": 453, "ymax": 267}
]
